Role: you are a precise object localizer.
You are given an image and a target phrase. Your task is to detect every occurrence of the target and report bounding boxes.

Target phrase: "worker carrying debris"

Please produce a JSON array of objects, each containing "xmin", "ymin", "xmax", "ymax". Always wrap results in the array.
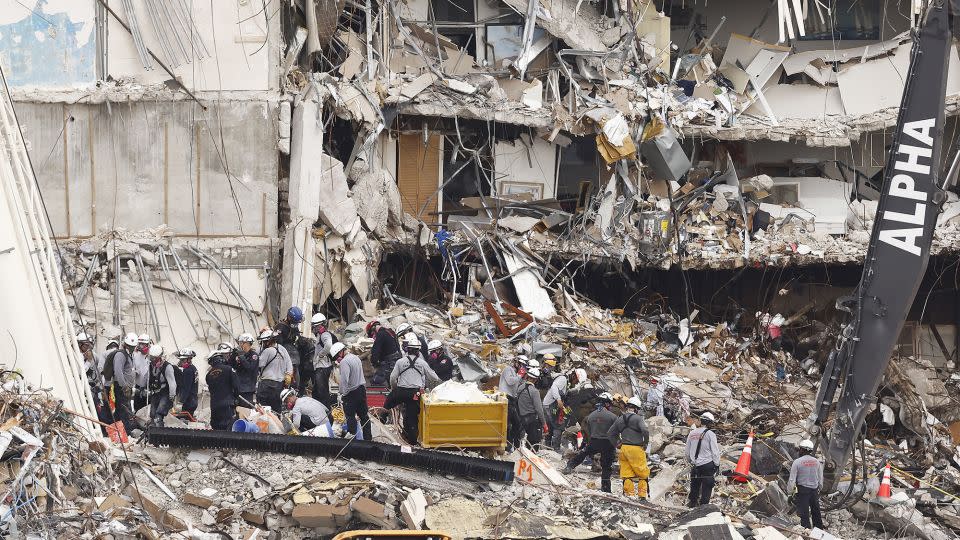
[
  {"xmin": 230, "ymin": 332, "xmax": 260, "ymax": 405},
  {"xmin": 282, "ymin": 388, "xmax": 330, "ymax": 432},
  {"xmin": 385, "ymin": 333, "xmax": 440, "ymax": 444},
  {"xmin": 146, "ymin": 345, "xmax": 177, "ymax": 426},
  {"xmin": 333, "ymin": 342, "xmax": 372, "ymax": 441},
  {"xmin": 685, "ymin": 411, "xmax": 721, "ymax": 507},
  {"xmin": 206, "ymin": 347, "xmax": 240, "ymax": 430},
  {"xmin": 564, "ymin": 392, "xmax": 618, "ymax": 492},
  {"xmin": 787, "ymin": 439, "xmax": 825, "ymax": 532},
  {"xmin": 257, "ymin": 329, "xmax": 293, "ymax": 413},
  {"xmin": 368, "ymin": 320, "xmax": 401, "ymax": 386},
  {"xmin": 608, "ymin": 396, "xmax": 651, "ymax": 498},
  {"xmin": 310, "ymin": 312, "xmax": 338, "ymax": 407}
]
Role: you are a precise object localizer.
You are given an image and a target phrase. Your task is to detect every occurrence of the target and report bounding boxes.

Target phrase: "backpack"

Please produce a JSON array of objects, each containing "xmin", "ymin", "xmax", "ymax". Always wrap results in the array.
[{"xmin": 102, "ymin": 349, "xmax": 119, "ymax": 380}]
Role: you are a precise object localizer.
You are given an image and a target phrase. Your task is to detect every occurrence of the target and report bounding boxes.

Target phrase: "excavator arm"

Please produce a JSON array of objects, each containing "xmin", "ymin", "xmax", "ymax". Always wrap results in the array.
[{"xmin": 809, "ymin": 1, "xmax": 956, "ymax": 491}]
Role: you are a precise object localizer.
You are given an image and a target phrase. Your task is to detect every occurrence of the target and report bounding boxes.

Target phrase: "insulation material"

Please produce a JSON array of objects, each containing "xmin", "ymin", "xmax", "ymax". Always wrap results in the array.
[{"xmin": 500, "ymin": 250, "xmax": 556, "ymax": 319}]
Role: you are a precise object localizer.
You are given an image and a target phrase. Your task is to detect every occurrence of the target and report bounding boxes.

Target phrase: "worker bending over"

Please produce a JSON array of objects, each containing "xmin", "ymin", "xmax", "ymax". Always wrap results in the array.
[
  {"xmin": 607, "ymin": 396, "xmax": 650, "ymax": 498},
  {"xmin": 685, "ymin": 411, "xmax": 721, "ymax": 507},
  {"xmin": 282, "ymin": 389, "xmax": 330, "ymax": 432},
  {"xmin": 787, "ymin": 439, "xmax": 825, "ymax": 531},
  {"xmin": 386, "ymin": 333, "xmax": 440, "ymax": 444},
  {"xmin": 563, "ymin": 392, "xmax": 617, "ymax": 492}
]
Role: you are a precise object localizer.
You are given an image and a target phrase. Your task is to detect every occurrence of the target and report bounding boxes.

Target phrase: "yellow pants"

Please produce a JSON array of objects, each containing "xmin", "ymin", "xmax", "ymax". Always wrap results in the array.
[{"xmin": 619, "ymin": 444, "xmax": 650, "ymax": 498}]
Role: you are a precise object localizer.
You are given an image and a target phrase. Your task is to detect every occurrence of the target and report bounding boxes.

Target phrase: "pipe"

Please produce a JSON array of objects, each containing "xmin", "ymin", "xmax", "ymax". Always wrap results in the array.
[
  {"xmin": 146, "ymin": 427, "xmax": 515, "ymax": 482},
  {"xmin": 113, "ymin": 255, "xmax": 121, "ymax": 326},
  {"xmin": 135, "ymin": 253, "xmax": 162, "ymax": 340}
]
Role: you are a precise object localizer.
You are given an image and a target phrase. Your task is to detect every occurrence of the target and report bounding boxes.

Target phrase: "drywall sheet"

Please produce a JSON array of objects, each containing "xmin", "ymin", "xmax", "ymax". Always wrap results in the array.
[{"xmin": 745, "ymin": 84, "xmax": 845, "ymax": 119}]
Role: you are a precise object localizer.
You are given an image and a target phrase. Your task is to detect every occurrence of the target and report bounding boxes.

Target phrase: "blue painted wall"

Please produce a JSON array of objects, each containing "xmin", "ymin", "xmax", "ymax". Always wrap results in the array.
[{"xmin": 0, "ymin": 1, "xmax": 95, "ymax": 87}]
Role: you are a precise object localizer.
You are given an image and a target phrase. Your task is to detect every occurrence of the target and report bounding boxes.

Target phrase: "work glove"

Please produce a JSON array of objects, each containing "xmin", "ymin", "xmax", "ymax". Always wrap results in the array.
[
  {"xmin": 543, "ymin": 423, "xmax": 549, "ymax": 433},
  {"xmin": 283, "ymin": 374, "xmax": 293, "ymax": 387}
]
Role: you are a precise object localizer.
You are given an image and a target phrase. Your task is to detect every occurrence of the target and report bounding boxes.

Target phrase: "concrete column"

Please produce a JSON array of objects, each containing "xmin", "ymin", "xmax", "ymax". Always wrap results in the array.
[{"xmin": 281, "ymin": 90, "xmax": 323, "ymax": 326}]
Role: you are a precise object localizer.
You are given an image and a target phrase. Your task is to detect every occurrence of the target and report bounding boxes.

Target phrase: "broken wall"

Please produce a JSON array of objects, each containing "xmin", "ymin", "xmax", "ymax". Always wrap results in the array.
[
  {"xmin": 13, "ymin": 99, "xmax": 280, "ymax": 238},
  {"xmin": 0, "ymin": 0, "xmax": 96, "ymax": 87},
  {"xmin": 105, "ymin": 0, "xmax": 281, "ymax": 91},
  {"xmin": 494, "ymin": 136, "xmax": 557, "ymax": 200}
]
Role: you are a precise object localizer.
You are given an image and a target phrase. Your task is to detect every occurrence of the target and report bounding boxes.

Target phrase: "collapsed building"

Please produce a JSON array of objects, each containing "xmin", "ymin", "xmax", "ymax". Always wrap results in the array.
[{"xmin": 2, "ymin": 0, "xmax": 960, "ymax": 538}]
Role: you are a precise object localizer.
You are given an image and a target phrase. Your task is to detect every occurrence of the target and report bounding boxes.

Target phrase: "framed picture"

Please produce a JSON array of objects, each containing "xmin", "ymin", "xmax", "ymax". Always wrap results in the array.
[{"xmin": 500, "ymin": 181, "xmax": 544, "ymax": 200}]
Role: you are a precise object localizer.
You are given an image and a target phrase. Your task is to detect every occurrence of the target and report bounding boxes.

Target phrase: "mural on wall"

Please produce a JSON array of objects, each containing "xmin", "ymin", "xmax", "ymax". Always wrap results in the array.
[{"xmin": 0, "ymin": 0, "xmax": 96, "ymax": 86}]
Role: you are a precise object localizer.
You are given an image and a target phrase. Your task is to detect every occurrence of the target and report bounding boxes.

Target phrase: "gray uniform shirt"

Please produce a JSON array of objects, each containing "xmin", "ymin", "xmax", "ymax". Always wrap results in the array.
[
  {"xmin": 516, "ymin": 382, "xmax": 546, "ymax": 424},
  {"xmin": 258, "ymin": 345, "xmax": 293, "ymax": 383},
  {"xmin": 498, "ymin": 365, "xmax": 521, "ymax": 398},
  {"xmin": 542, "ymin": 375, "xmax": 568, "ymax": 408},
  {"xmin": 390, "ymin": 354, "xmax": 440, "ymax": 389},
  {"xmin": 607, "ymin": 411, "xmax": 649, "ymax": 446},
  {"xmin": 685, "ymin": 427, "xmax": 721, "ymax": 467},
  {"xmin": 313, "ymin": 331, "xmax": 334, "ymax": 369},
  {"xmin": 113, "ymin": 349, "xmax": 137, "ymax": 390},
  {"xmin": 291, "ymin": 396, "xmax": 329, "ymax": 429},
  {"xmin": 133, "ymin": 350, "xmax": 150, "ymax": 388},
  {"xmin": 787, "ymin": 455, "xmax": 824, "ymax": 491},
  {"xmin": 338, "ymin": 354, "xmax": 366, "ymax": 394},
  {"xmin": 584, "ymin": 408, "xmax": 618, "ymax": 440}
]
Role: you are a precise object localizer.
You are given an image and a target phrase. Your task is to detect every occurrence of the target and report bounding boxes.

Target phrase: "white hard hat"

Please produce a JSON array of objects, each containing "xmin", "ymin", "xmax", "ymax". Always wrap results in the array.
[
  {"xmin": 258, "ymin": 329, "xmax": 275, "ymax": 341},
  {"xmin": 148, "ymin": 344, "xmax": 164, "ymax": 357},
  {"xmin": 123, "ymin": 333, "xmax": 139, "ymax": 347},
  {"xmin": 237, "ymin": 333, "xmax": 255, "ymax": 343},
  {"xmin": 76, "ymin": 332, "xmax": 92, "ymax": 343},
  {"xmin": 329, "ymin": 342, "xmax": 346, "ymax": 358},
  {"xmin": 516, "ymin": 355, "xmax": 529, "ymax": 366},
  {"xmin": 280, "ymin": 389, "xmax": 296, "ymax": 402},
  {"xmin": 397, "ymin": 322, "xmax": 412, "ymax": 335},
  {"xmin": 137, "ymin": 333, "xmax": 151, "ymax": 344},
  {"xmin": 799, "ymin": 439, "xmax": 814, "ymax": 450},
  {"xmin": 311, "ymin": 313, "xmax": 327, "ymax": 325},
  {"xmin": 701, "ymin": 412, "xmax": 716, "ymax": 423},
  {"xmin": 527, "ymin": 358, "xmax": 541, "ymax": 369},
  {"xmin": 527, "ymin": 367, "xmax": 541, "ymax": 377},
  {"xmin": 626, "ymin": 396, "xmax": 644, "ymax": 409},
  {"xmin": 176, "ymin": 348, "xmax": 197, "ymax": 359},
  {"xmin": 404, "ymin": 332, "xmax": 421, "ymax": 349},
  {"xmin": 516, "ymin": 343, "xmax": 532, "ymax": 355},
  {"xmin": 427, "ymin": 340, "xmax": 443, "ymax": 351},
  {"xmin": 598, "ymin": 392, "xmax": 613, "ymax": 402}
]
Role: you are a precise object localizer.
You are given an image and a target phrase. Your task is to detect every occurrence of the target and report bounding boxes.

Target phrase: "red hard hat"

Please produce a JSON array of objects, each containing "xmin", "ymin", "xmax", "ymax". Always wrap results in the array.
[{"xmin": 365, "ymin": 320, "xmax": 380, "ymax": 336}]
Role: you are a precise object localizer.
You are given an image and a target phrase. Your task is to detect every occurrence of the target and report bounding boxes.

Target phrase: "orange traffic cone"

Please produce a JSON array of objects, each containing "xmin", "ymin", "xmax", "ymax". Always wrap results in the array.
[
  {"xmin": 877, "ymin": 463, "xmax": 892, "ymax": 498},
  {"xmin": 732, "ymin": 430, "xmax": 754, "ymax": 482}
]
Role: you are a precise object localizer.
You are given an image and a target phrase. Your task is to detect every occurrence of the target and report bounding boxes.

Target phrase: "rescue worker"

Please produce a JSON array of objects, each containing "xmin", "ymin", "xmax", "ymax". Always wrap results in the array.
[
  {"xmin": 500, "ymin": 356, "xmax": 528, "ymax": 450},
  {"xmin": 146, "ymin": 345, "xmax": 177, "ymax": 426},
  {"xmin": 274, "ymin": 306, "xmax": 314, "ymax": 394},
  {"xmin": 368, "ymin": 320, "xmax": 401, "ymax": 386},
  {"xmin": 133, "ymin": 334, "xmax": 152, "ymax": 411},
  {"xmin": 110, "ymin": 333, "xmax": 139, "ymax": 431},
  {"xmin": 685, "ymin": 411, "xmax": 721, "ymax": 507},
  {"xmin": 175, "ymin": 348, "xmax": 199, "ymax": 416},
  {"xmin": 310, "ymin": 313, "xmax": 338, "ymax": 407},
  {"xmin": 282, "ymin": 388, "xmax": 330, "ymax": 431},
  {"xmin": 607, "ymin": 396, "xmax": 651, "ymax": 498},
  {"xmin": 257, "ymin": 330, "xmax": 293, "ymax": 413},
  {"xmin": 787, "ymin": 439, "xmax": 825, "ymax": 531},
  {"xmin": 425, "ymin": 340, "xmax": 454, "ymax": 381},
  {"xmin": 77, "ymin": 333, "xmax": 104, "ymax": 411},
  {"xmin": 206, "ymin": 347, "xmax": 240, "ymax": 430},
  {"xmin": 231, "ymin": 333, "xmax": 260, "ymax": 406},
  {"xmin": 386, "ymin": 333, "xmax": 440, "ymax": 444},
  {"xmin": 396, "ymin": 322, "xmax": 429, "ymax": 355},
  {"xmin": 646, "ymin": 377, "xmax": 666, "ymax": 417},
  {"xmin": 516, "ymin": 367, "xmax": 548, "ymax": 449},
  {"xmin": 543, "ymin": 368, "xmax": 584, "ymax": 452},
  {"xmin": 536, "ymin": 354, "xmax": 558, "ymax": 391},
  {"xmin": 333, "ymin": 342, "xmax": 372, "ymax": 441},
  {"xmin": 563, "ymin": 392, "xmax": 617, "ymax": 492}
]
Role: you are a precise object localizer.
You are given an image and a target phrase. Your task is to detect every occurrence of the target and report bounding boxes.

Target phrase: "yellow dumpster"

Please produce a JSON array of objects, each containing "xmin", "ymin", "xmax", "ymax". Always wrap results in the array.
[{"xmin": 418, "ymin": 391, "xmax": 508, "ymax": 449}]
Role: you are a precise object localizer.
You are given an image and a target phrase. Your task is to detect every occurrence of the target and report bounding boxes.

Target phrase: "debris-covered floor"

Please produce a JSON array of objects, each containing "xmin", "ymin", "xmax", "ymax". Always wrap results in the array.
[{"xmin": 5, "ymin": 282, "xmax": 960, "ymax": 539}]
